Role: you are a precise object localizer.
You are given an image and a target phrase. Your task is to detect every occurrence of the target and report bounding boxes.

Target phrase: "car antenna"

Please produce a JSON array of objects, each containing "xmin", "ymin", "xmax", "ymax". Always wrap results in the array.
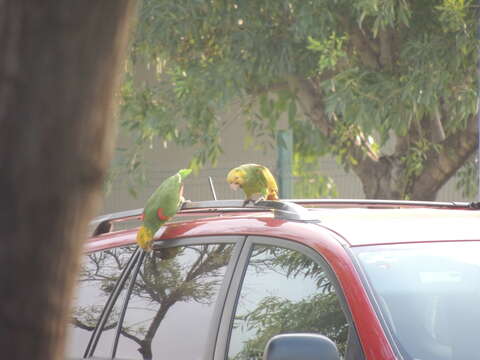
[{"xmin": 208, "ymin": 176, "xmax": 218, "ymax": 200}]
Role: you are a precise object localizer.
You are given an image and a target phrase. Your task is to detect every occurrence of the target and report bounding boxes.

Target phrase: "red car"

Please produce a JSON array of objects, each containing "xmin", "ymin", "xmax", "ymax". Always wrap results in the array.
[{"xmin": 66, "ymin": 199, "xmax": 480, "ymax": 360}]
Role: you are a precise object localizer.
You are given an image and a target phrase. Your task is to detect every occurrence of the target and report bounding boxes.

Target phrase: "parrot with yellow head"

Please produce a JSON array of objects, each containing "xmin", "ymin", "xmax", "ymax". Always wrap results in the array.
[
  {"xmin": 136, "ymin": 169, "xmax": 192, "ymax": 251},
  {"xmin": 227, "ymin": 163, "xmax": 279, "ymax": 204}
]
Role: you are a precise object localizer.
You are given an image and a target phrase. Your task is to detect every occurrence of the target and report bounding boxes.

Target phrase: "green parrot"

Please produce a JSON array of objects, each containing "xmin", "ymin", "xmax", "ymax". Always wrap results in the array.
[
  {"xmin": 227, "ymin": 163, "xmax": 279, "ymax": 204},
  {"xmin": 136, "ymin": 168, "xmax": 192, "ymax": 251}
]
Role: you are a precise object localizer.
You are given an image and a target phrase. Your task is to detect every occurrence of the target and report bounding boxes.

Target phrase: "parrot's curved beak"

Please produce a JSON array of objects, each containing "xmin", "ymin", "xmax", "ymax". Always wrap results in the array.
[{"xmin": 229, "ymin": 183, "xmax": 240, "ymax": 191}]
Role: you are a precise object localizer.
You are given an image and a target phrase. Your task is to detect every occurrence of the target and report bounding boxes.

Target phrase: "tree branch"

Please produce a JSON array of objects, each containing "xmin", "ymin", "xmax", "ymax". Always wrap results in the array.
[
  {"xmin": 430, "ymin": 109, "xmax": 446, "ymax": 143},
  {"xmin": 245, "ymin": 81, "xmax": 290, "ymax": 96},
  {"xmin": 337, "ymin": 15, "xmax": 380, "ymax": 70},
  {"xmin": 120, "ymin": 329, "xmax": 144, "ymax": 348},
  {"xmin": 379, "ymin": 27, "xmax": 394, "ymax": 69},
  {"xmin": 412, "ymin": 114, "xmax": 478, "ymax": 200},
  {"xmin": 71, "ymin": 317, "xmax": 116, "ymax": 332},
  {"xmin": 292, "ymin": 76, "xmax": 379, "ymax": 167}
]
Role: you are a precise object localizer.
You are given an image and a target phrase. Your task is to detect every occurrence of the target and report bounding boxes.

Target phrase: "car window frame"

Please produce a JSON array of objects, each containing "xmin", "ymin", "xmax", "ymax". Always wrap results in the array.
[
  {"xmin": 82, "ymin": 235, "xmax": 246, "ymax": 360},
  {"xmin": 215, "ymin": 235, "xmax": 365, "ymax": 360},
  {"xmin": 83, "ymin": 245, "xmax": 142, "ymax": 358}
]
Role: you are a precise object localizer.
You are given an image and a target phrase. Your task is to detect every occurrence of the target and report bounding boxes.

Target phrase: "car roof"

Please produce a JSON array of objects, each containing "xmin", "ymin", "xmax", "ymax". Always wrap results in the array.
[
  {"xmin": 312, "ymin": 207, "xmax": 480, "ymax": 246},
  {"xmin": 88, "ymin": 199, "xmax": 480, "ymax": 250}
]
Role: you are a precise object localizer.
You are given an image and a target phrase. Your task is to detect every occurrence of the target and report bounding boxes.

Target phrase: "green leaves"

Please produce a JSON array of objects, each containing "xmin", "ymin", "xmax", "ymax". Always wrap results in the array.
[
  {"xmin": 117, "ymin": 0, "xmax": 478, "ymax": 198},
  {"xmin": 293, "ymin": 153, "xmax": 338, "ymax": 199},
  {"xmin": 355, "ymin": 0, "xmax": 411, "ymax": 36},
  {"xmin": 308, "ymin": 33, "xmax": 347, "ymax": 72},
  {"xmin": 436, "ymin": 0, "xmax": 472, "ymax": 33},
  {"xmin": 401, "ymin": 139, "xmax": 442, "ymax": 179}
]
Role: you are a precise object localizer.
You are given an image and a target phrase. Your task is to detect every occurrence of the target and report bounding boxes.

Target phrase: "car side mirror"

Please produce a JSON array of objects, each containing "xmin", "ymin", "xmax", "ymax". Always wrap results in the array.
[{"xmin": 263, "ymin": 333, "xmax": 341, "ymax": 360}]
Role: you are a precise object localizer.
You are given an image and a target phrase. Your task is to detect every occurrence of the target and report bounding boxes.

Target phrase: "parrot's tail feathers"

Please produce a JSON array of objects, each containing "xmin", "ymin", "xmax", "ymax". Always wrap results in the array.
[{"xmin": 137, "ymin": 226, "xmax": 154, "ymax": 252}]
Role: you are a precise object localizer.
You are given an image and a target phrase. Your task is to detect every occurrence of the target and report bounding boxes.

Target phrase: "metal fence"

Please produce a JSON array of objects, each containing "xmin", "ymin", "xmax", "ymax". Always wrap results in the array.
[{"xmin": 100, "ymin": 165, "xmax": 469, "ymax": 215}]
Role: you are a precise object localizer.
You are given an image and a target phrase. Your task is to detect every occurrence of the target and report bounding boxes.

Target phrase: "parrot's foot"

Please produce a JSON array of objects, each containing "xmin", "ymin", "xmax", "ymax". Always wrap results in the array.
[
  {"xmin": 253, "ymin": 197, "xmax": 266, "ymax": 205},
  {"xmin": 179, "ymin": 198, "xmax": 192, "ymax": 211},
  {"xmin": 242, "ymin": 197, "xmax": 265, "ymax": 206},
  {"xmin": 242, "ymin": 199, "xmax": 253, "ymax": 207},
  {"xmin": 139, "ymin": 241, "xmax": 153, "ymax": 253},
  {"xmin": 179, "ymin": 195, "xmax": 190, "ymax": 203}
]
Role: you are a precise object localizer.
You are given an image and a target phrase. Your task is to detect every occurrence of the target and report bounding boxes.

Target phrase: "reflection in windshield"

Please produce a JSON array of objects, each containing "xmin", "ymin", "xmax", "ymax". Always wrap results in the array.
[{"xmin": 355, "ymin": 242, "xmax": 480, "ymax": 360}]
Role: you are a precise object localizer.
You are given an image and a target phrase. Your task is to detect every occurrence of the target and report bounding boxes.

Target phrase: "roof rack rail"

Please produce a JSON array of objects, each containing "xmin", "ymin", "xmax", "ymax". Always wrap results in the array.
[
  {"xmin": 90, "ymin": 199, "xmax": 319, "ymax": 236},
  {"xmin": 288, "ymin": 199, "xmax": 480, "ymax": 209},
  {"xmin": 90, "ymin": 198, "xmax": 480, "ymax": 237},
  {"xmin": 90, "ymin": 208, "xmax": 143, "ymax": 236},
  {"xmin": 181, "ymin": 199, "xmax": 320, "ymax": 222}
]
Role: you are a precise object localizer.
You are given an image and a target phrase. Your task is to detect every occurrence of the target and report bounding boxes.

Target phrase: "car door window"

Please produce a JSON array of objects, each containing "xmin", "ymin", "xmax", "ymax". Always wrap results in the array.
[
  {"xmin": 227, "ymin": 243, "xmax": 354, "ymax": 360},
  {"xmin": 66, "ymin": 245, "xmax": 136, "ymax": 358},
  {"xmin": 115, "ymin": 243, "xmax": 235, "ymax": 360}
]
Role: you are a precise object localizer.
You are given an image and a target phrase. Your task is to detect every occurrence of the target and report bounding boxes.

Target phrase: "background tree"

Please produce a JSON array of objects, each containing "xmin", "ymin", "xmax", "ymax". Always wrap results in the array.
[
  {"xmin": 123, "ymin": 0, "xmax": 478, "ymax": 200},
  {"xmin": 0, "ymin": 1, "xmax": 136, "ymax": 359}
]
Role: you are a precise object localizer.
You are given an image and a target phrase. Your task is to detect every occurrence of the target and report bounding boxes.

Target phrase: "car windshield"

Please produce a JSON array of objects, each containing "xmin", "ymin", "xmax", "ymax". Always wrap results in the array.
[{"xmin": 353, "ymin": 241, "xmax": 480, "ymax": 360}]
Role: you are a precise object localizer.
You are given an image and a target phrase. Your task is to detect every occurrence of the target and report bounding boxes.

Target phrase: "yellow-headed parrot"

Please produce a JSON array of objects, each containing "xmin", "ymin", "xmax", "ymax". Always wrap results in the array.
[
  {"xmin": 227, "ymin": 163, "xmax": 279, "ymax": 204},
  {"xmin": 136, "ymin": 168, "xmax": 192, "ymax": 251}
]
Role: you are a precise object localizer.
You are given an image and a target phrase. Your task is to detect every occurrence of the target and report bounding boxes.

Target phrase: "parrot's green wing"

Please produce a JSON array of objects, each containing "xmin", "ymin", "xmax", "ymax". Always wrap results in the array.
[
  {"xmin": 244, "ymin": 164, "xmax": 278, "ymax": 199},
  {"xmin": 253, "ymin": 165, "xmax": 268, "ymax": 187},
  {"xmin": 250, "ymin": 166, "xmax": 267, "ymax": 194},
  {"xmin": 143, "ymin": 169, "xmax": 191, "ymax": 232},
  {"xmin": 240, "ymin": 164, "xmax": 267, "ymax": 198},
  {"xmin": 137, "ymin": 168, "xmax": 191, "ymax": 251}
]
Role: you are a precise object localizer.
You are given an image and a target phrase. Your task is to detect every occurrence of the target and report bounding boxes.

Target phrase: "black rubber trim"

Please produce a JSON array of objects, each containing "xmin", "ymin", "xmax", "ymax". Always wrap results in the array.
[{"xmin": 84, "ymin": 247, "xmax": 141, "ymax": 358}]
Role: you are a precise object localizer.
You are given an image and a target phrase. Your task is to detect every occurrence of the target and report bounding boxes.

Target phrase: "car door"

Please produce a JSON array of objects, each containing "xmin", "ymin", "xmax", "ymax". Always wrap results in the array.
[
  {"xmin": 215, "ymin": 236, "xmax": 365, "ymax": 360},
  {"xmin": 68, "ymin": 236, "xmax": 245, "ymax": 360}
]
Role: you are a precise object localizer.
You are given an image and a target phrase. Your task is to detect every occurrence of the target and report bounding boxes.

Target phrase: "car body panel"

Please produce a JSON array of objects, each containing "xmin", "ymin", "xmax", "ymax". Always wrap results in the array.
[
  {"xmin": 82, "ymin": 202, "xmax": 480, "ymax": 360},
  {"xmin": 85, "ymin": 213, "xmax": 396, "ymax": 359}
]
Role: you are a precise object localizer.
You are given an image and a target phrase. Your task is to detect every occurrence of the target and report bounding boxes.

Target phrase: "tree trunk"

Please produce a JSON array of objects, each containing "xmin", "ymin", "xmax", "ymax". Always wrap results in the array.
[
  {"xmin": 353, "ymin": 155, "xmax": 404, "ymax": 200},
  {"xmin": 0, "ymin": 1, "xmax": 136, "ymax": 360}
]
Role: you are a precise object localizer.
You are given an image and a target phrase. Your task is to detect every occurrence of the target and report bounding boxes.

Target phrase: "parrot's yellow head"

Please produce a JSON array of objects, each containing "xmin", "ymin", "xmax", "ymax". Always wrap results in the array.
[{"xmin": 227, "ymin": 167, "xmax": 246, "ymax": 191}]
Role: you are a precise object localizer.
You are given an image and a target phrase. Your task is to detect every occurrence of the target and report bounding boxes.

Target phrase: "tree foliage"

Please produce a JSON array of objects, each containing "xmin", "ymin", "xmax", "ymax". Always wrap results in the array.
[{"xmin": 122, "ymin": 0, "xmax": 479, "ymax": 200}]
